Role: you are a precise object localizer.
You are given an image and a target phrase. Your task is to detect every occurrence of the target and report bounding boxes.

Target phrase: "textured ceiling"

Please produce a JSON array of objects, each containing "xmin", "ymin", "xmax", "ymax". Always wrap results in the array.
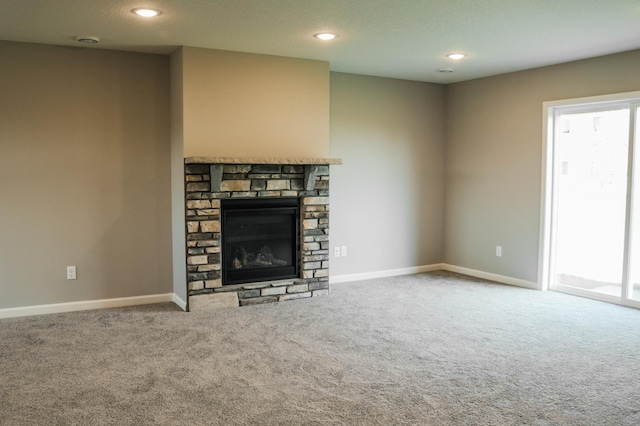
[{"xmin": 1, "ymin": 0, "xmax": 640, "ymax": 83}]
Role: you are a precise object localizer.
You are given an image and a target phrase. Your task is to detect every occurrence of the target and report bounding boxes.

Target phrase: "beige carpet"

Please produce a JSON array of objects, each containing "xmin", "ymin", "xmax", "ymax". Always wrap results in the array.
[{"xmin": 1, "ymin": 271, "xmax": 640, "ymax": 425}]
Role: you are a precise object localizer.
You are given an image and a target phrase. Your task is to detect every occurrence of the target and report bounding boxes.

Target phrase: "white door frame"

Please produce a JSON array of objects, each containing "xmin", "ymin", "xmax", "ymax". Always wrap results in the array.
[{"xmin": 538, "ymin": 91, "xmax": 640, "ymax": 309}]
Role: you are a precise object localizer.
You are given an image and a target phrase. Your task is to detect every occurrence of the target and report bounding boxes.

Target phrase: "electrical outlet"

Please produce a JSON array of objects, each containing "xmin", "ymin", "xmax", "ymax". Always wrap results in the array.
[
  {"xmin": 67, "ymin": 266, "xmax": 77, "ymax": 280},
  {"xmin": 334, "ymin": 247, "xmax": 341, "ymax": 258},
  {"xmin": 496, "ymin": 246, "xmax": 502, "ymax": 257},
  {"xmin": 341, "ymin": 246, "xmax": 347, "ymax": 257}
]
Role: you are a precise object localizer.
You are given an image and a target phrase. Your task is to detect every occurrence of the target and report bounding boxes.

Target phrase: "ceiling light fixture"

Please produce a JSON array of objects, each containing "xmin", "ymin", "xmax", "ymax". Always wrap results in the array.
[
  {"xmin": 132, "ymin": 8, "xmax": 162, "ymax": 17},
  {"xmin": 314, "ymin": 33, "xmax": 338, "ymax": 41},
  {"xmin": 447, "ymin": 53, "xmax": 466, "ymax": 60},
  {"xmin": 76, "ymin": 36, "xmax": 100, "ymax": 44}
]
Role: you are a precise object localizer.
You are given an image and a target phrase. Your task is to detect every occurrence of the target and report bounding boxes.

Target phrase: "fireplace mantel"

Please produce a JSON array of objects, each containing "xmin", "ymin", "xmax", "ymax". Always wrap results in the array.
[{"xmin": 185, "ymin": 157, "xmax": 342, "ymax": 165}]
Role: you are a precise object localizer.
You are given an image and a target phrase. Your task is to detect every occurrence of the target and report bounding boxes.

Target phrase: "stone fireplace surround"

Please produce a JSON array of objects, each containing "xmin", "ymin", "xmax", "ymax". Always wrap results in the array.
[{"xmin": 184, "ymin": 157, "xmax": 341, "ymax": 312}]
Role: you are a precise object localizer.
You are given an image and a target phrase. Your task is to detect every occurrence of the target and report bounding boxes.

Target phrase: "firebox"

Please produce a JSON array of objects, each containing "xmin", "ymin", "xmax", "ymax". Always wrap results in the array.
[{"xmin": 221, "ymin": 197, "xmax": 300, "ymax": 285}]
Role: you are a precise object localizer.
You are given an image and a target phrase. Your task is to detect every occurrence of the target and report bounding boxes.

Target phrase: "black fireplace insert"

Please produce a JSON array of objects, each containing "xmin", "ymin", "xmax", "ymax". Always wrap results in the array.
[{"xmin": 221, "ymin": 197, "xmax": 300, "ymax": 285}]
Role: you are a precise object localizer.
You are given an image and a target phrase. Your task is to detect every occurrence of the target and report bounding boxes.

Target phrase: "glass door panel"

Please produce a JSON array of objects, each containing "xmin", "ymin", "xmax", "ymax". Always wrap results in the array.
[
  {"xmin": 628, "ymin": 107, "xmax": 640, "ymax": 301},
  {"xmin": 553, "ymin": 108, "xmax": 630, "ymax": 297}
]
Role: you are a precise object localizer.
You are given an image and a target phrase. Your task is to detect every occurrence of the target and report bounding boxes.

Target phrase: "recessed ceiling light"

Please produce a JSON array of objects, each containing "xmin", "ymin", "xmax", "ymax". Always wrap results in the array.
[
  {"xmin": 437, "ymin": 68, "xmax": 454, "ymax": 73},
  {"xmin": 76, "ymin": 36, "xmax": 100, "ymax": 44},
  {"xmin": 447, "ymin": 53, "xmax": 466, "ymax": 60},
  {"xmin": 132, "ymin": 8, "xmax": 162, "ymax": 17},
  {"xmin": 314, "ymin": 33, "xmax": 338, "ymax": 41}
]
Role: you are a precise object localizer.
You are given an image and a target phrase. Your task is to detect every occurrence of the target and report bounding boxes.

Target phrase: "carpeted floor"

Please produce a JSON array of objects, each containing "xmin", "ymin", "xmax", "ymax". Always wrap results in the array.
[{"xmin": 1, "ymin": 271, "xmax": 639, "ymax": 425}]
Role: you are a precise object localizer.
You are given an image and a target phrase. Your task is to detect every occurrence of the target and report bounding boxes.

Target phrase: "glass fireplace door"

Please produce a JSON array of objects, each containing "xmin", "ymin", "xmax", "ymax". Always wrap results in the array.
[{"xmin": 221, "ymin": 198, "xmax": 300, "ymax": 285}]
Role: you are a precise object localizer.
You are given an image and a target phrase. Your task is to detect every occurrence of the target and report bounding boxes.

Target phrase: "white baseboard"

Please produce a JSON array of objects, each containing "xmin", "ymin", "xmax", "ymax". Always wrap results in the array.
[
  {"xmin": 330, "ymin": 263, "xmax": 538, "ymax": 290},
  {"xmin": 330, "ymin": 263, "xmax": 444, "ymax": 284},
  {"xmin": 0, "ymin": 293, "xmax": 181, "ymax": 319},
  {"xmin": 1, "ymin": 266, "xmax": 535, "ymax": 319},
  {"xmin": 442, "ymin": 264, "xmax": 538, "ymax": 290},
  {"xmin": 172, "ymin": 293, "xmax": 188, "ymax": 311}
]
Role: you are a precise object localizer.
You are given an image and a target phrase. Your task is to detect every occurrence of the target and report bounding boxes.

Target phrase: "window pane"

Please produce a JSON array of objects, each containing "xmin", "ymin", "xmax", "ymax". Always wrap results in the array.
[
  {"xmin": 629, "ymin": 107, "xmax": 640, "ymax": 301},
  {"xmin": 553, "ymin": 108, "xmax": 630, "ymax": 297}
]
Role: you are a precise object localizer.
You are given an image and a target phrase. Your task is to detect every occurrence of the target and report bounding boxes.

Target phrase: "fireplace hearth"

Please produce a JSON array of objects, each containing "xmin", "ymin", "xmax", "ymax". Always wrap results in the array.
[{"xmin": 184, "ymin": 157, "xmax": 341, "ymax": 311}]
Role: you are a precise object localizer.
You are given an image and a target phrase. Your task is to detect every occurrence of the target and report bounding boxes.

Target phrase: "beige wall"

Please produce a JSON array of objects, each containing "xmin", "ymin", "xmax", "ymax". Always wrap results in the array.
[
  {"xmin": 444, "ymin": 49, "xmax": 640, "ymax": 282},
  {"xmin": 330, "ymin": 73, "xmax": 445, "ymax": 275},
  {"xmin": 181, "ymin": 47, "xmax": 330, "ymax": 158},
  {"xmin": 0, "ymin": 41, "xmax": 173, "ymax": 309},
  {"xmin": 6, "ymin": 38, "xmax": 640, "ymax": 311}
]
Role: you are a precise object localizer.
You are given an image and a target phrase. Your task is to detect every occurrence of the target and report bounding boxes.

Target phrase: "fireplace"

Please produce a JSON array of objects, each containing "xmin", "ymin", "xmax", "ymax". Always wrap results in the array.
[
  {"xmin": 184, "ymin": 158, "xmax": 341, "ymax": 311},
  {"xmin": 222, "ymin": 197, "xmax": 300, "ymax": 285}
]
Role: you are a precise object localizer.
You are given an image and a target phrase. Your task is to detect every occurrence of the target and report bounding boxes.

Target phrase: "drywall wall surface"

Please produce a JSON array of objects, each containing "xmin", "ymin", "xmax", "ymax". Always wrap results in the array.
[
  {"xmin": 330, "ymin": 72, "xmax": 445, "ymax": 276},
  {"xmin": 444, "ymin": 49, "xmax": 640, "ymax": 283},
  {"xmin": 0, "ymin": 41, "xmax": 172, "ymax": 309},
  {"xmin": 181, "ymin": 47, "xmax": 330, "ymax": 158},
  {"xmin": 170, "ymin": 48, "xmax": 187, "ymax": 306}
]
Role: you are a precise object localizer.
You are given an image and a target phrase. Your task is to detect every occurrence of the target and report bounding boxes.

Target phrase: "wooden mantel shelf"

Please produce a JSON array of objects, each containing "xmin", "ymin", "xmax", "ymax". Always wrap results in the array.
[{"xmin": 185, "ymin": 157, "xmax": 342, "ymax": 165}]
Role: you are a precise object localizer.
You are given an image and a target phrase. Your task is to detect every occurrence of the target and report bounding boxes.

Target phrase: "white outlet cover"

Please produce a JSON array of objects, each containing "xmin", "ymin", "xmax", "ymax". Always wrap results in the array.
[
  {"xmin": 334, "ymin": 247, "xmax": 341, "ymax": 257},
  {"xmin": 67, "ymin": 266, "xmax": 77, "ymax": 280}
]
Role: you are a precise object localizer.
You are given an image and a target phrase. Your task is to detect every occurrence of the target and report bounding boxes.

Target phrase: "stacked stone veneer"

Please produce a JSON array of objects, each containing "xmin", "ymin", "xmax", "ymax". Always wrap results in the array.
[{"xmin": 184, "ymin": 162, "xmax": 332, "ymax": 311}]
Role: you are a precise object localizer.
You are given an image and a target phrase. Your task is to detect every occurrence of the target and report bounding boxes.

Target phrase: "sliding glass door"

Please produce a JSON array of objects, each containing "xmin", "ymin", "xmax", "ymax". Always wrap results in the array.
[
  {"xmin": 628, "ymin": 107, "xmax": 640, "ymax": 302},
  {"xmin": 546, "ymin": 94, "xmax": 640, "ymax": 308}
]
